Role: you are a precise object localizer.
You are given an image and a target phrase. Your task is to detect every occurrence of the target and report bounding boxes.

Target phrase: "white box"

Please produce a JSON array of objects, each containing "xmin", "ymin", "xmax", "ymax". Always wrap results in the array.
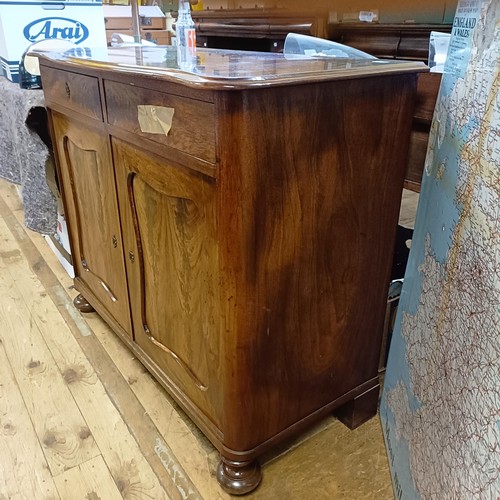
[
  {"xmin": 45, "ymin": 234, "xmax": 75, "ymax": 278},
  {"xmin": 44, "ymin": 212, "xmax": 75, "ymax": 278},
  {"xmin": 0, "ymin": 0, "xmax": 107, "ymax": 82},
  {"xmin": 55, "ymin": 211, "xmax": 71, "ymax": 254}
]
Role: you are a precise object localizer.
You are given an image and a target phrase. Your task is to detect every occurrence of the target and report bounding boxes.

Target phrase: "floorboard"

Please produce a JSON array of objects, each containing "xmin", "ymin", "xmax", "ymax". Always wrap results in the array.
[{"xmin": 0, "ymin": 336, "xmax": 60, "ymax": 500}]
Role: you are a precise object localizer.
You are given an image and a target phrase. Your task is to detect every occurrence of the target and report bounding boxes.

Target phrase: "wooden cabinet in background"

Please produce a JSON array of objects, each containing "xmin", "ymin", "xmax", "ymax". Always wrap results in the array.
[
  {"xmin": 190, "ymin": 8, "xmax": 327, "ymax": 52},
  {"xmin": 405, "ymin": 71, "xmax": 442, "ymax": 191},
  {"xmin": 40, "ymin": 47, "xmax": 425, "ymax": 495},
  {"xmin": 329, "ymin": 23, "xmax": 451, "ymax": 192}
]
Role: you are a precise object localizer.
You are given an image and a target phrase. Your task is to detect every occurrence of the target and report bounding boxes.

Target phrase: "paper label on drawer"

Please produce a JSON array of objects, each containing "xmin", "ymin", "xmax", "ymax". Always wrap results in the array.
[
  {"xmin": 137, "ymin": 105, "xmax": 175, "ymax": 136},
  {"xmin": 358, "ymin": 10, "xmax": 378, "ymax": 22}
]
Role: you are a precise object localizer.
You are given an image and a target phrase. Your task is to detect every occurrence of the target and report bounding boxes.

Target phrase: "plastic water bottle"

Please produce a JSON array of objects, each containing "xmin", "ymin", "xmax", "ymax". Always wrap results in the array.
[
  {"xmin": 176, "ymin": 0, "xmax": 196, "ymax": 70},
  {"xmin": 18, "ymin": 46, "xmax": 42, "ymax": 89}
]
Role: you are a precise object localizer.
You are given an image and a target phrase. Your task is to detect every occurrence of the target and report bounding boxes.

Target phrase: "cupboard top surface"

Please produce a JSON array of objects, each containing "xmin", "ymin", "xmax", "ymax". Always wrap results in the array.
[{"xmin": 35, "ymin": 45, "xmax": 427, "ymax": 89}]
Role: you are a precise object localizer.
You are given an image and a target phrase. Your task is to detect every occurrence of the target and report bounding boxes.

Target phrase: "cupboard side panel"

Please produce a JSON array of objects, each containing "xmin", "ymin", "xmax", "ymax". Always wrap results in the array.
[{"xmin": 217, "ymin": 75, "xmax": 417, "ymax": 452}]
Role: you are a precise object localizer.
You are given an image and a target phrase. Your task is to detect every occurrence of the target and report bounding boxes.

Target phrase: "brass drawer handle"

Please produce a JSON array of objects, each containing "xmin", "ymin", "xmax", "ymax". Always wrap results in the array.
[
  {"xmin": 128, "ymin": 251, "xmax": 135, "ymax": 263},
  {"xmin": 112, "ymin": 235, "xmax": 117, "ymax": 248},
  {"xmin": 65, "ymin": 81, "xmax": 71, "ymax": 99}
]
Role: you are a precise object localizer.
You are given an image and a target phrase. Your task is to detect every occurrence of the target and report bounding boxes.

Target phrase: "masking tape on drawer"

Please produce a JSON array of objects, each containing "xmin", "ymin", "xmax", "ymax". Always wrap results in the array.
[{"xmin": 138, "ymin": 105, "xmax": 174, "ymax": 136}]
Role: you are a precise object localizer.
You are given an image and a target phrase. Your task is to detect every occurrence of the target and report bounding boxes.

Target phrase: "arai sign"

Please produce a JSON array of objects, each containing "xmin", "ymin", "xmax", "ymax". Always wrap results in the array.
[{"xmin": 23, "ymin": 17, "xmax": 89, "ymax": 44}]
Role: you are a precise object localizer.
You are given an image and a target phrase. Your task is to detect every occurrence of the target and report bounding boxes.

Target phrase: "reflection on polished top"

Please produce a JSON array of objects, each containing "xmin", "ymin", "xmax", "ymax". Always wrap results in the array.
[{"xmin": 36, "ymin": 45, "xmax": 428, "ymax": 89}]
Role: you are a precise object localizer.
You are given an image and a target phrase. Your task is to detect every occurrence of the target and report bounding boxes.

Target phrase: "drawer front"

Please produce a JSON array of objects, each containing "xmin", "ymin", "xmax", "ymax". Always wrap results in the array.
[
  {"xmin": 41, "ymin": 66, "xmax": 103, "ymax": 121},
  {"xmin": 104, "ymin": 15, "xmax": 166, "ymax": 31},
  {"xmin": 104, "ymin": 80, "xmax": 216, "ymax": 164},
  {"xmin": 338, "ymin": 32, "xmax": 399, "ymax": 58}
]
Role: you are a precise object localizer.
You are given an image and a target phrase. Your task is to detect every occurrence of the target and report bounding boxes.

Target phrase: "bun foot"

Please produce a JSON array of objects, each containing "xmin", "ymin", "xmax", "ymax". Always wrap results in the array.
[
  {"xmin": 216, "ymin": 458, "xmax": 262, "ymax": 495},
  {"xmin": 73, "ymin": 294, "xmax": 95, "ymax": 313}
]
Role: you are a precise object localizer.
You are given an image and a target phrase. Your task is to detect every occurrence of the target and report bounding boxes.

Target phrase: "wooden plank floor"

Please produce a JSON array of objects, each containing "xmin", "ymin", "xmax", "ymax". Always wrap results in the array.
[{"xmin": 0, "ymin": 178, "xmax": 417, "ymax": 500}]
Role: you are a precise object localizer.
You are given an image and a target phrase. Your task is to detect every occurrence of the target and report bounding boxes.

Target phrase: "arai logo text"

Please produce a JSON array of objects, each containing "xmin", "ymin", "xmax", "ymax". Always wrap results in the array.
[{"xmin": 23, "ymin": 18, "xmax": 89, "ymax": 44}]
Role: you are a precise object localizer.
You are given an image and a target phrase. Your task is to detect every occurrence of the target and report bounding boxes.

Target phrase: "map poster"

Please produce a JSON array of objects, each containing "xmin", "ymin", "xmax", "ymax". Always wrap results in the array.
[{"xmin": 380, "ymin": 0, "xmax": 500, "ymax": 498}]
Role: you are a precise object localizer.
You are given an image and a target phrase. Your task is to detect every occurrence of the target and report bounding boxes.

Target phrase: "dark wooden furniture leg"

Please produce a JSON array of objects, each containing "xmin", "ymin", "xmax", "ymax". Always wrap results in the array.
[
  {"xmin": 73, "ymin": 294, "xmax": 95, "ymax": 313},
  {"xmin": 216, "ymin": 457, "xmax": 262, "ymax": 495},
  {"xmin": 334, "ymin": 384, "xmax": 380, "ymax": 430}
]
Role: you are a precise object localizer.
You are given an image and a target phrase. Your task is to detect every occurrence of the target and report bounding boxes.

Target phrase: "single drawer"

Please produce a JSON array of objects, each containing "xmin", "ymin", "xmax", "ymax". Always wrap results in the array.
[
  {"xmin": 338, "ymin": 32, "xmax": 399, "ymax": 58},
  {"xmin": 104, "ymin": 15, "xmax": 166, "ymax": 31},
  {"xmin": 40, "ymin": 66, "xmax": 102, "ymax": 121},
  {"xmin": 104, "ymin": 80, "xmax": 216, "ymax": 164},
  {"xmin": 397, "ymin": 32, "xmax": 432, "ymax": 61}
]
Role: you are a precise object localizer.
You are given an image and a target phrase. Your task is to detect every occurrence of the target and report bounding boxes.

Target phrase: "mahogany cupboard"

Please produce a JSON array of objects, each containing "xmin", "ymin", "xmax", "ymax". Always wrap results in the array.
[{"xmin": 39, "ymin": 46, "xmax": 425, "ymax": 494}]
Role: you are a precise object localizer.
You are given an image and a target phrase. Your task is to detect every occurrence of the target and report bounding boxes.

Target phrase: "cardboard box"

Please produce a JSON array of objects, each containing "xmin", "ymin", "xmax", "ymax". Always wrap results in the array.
[
  {"xmin": 103, "ymin": 5, "xmax": 166, "ymax": 31},
  {"xmin": 0, "ymin": 0, "xmax": 107, "ymax": 83}
]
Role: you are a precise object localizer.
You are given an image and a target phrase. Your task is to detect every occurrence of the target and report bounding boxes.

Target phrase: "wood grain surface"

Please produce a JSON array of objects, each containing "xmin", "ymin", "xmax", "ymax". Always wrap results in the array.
[
  {"xmin": 51, "ymin": 112, "xmax": 132, "ymax": 336},
  {"xmin": 113, "ymin": 138, "xmax": 222, "ymax": 428},
  {"xmin": 217, "ymin": 75, "xmax": 416, "ymax": 452},
  {"xmin": 0, "ymin": 218, "xmax": 100, "ymax": 476},
  {"xmin": 53, "ymin": 456, "xmax": 124, "ymax": 500},
  {"xmin": 105, "ymin": 80, "xmax": 216, "ymax": 164},
  {"xmin": 41, "ymin": 67, "xmax": 102, "ymax": 121},
  {"xmin": 0, "ymin": 321, "xmax": 60, "ymax": 499}
]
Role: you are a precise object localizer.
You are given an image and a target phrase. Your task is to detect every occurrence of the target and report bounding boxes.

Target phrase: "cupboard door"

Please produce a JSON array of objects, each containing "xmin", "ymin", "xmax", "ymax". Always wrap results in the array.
[
  {"xmin": 51, "ymin": 112, "xmax": 132, "ymax": 336},
  {"xmin": 112, "ymin": 138, "xmax": 222, "ymax": 427}
]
